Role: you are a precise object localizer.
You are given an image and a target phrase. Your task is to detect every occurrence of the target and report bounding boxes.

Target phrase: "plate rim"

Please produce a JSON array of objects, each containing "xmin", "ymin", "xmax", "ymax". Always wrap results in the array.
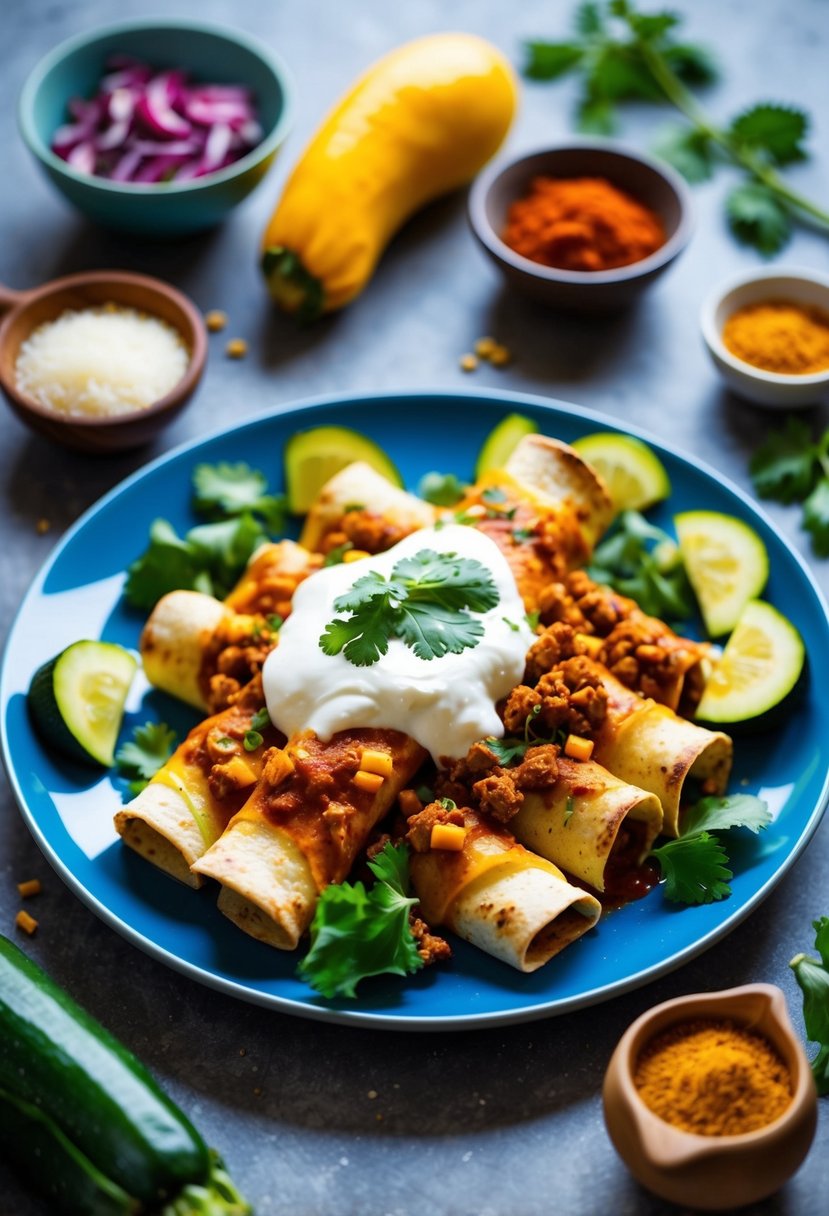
[{"xmin": 3, "ymin": 386, "xmax": 829, "ymax": 1031}]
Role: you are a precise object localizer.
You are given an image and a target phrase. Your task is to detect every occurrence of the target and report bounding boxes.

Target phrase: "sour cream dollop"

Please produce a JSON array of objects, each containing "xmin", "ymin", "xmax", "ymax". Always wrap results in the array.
[{"xmin": 262, "ymin": 525, "xmax": 534, "ymax": 763}]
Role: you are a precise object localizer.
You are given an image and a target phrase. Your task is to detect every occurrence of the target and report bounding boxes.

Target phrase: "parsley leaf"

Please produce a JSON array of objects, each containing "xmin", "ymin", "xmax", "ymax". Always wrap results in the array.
[
  {"xmin": 297, "ymin": 843, "xmax": 423, "ymax": 999},
  {"xmin": 790, "ymin": 919, "xmax": 829, "ymax": 1095},
  {"xmin": 803, "ymin": 479, "xmax": 829, "ymax": 557},
  {"xmin": 115, "ymin": 721, "xmax": 177, "ymax": 796},
  {"xmin": 651, "ymin": 832, "xmax": 733, "ymax": 904},
  {"xmin": 192, "ymin": 462, "xmax": 287, "ymax": 533},
  {"xmin": 417, "ymin": 471, "xmax": 469, "ymax": 507},
  {"xmin": 749, "ymin": 419, "xmax": 821, "ymax": 504},
  {"xmin": 320, "ymin": 550, "xmax": 499, "ymax": 667},
  {"xmin": 729, "ymin": 104, "xmax": 809, "ymax": 166},
  {"xmin": 726, "ymin": 182, "xmax": 791, "ymax": 255},
  {"xmin": 587, "ymin": 510, "xmax": 693, "ymax": 622}
]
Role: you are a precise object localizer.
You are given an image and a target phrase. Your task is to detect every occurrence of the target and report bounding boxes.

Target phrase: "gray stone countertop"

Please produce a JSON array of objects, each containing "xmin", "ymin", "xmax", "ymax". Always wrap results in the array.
[{"xmin": 1, "ymin": 1, "xmax": 828, "ymax": 1213}]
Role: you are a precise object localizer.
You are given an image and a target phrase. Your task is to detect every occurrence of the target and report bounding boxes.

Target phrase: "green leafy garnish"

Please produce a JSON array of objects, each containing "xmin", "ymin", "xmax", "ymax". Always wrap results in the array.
[
  {"xmin": 650, "ymin": 793, "xmax": 770, "ymax": 904},
  {"xmin": 115, "ymin": 721, "xmax": 177, "ymax": 796},
  {"xmin": 297, "ymin": 843, "xmax": 423, "ymax": 999},
  {"xmin": 790, "ymin": 918, "xmax": 829, "ymax": 1095},
  {"xmin": 523, "ymin": 0, "xmax": 829, "ymax": 254},
  {"xmin": 587, "ymin": 510, "xmax": 693, "ymax": 621},
  {"xmin": 320, "ymin": 549, "xmax": 499, "ymax": 667},
  {"xmin": 485, "ymin": 704, "xmax": 565, "ymax": 767},
  {"xmin": 323, "ymin": 542, "xmax": 354, "ymax": 566},
  {"xmin": 124, "ymin": 514, "xmax": 266, "ymax": 612},
  {"xmin": 749, "ymin": 421, "xmax": 829, "ymax": 556},
  {"xmin": 192, "ymin": 462, "xmax": 287, "ymax": 533},
  {"xmin": 418, "ymin": 471, "xmax": 469, "ymax": 507}
]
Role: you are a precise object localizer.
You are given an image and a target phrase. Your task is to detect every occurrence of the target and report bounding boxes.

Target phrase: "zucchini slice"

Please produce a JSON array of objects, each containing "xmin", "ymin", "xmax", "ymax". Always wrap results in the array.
[
  {"xmin": 284, "ymin": 425, "xmax": 402, "ymax": 514},
  {"xmin": 695, "ymin": 600, "xmax": 805, "ymax": 724},
  {"xmin": 675, "ymin": 510, "xmax": 769, "ymax": 638},
  {"xmin": 571, "ymin": 432, "xmax": 671, "ymax": 513},
  {"xmin": 474, "ymin": 413, "xmax": 537, "ymax": 479},
  {"xmin": 27, "ymin": 640, "xmax": 137, "ymax": 767}
]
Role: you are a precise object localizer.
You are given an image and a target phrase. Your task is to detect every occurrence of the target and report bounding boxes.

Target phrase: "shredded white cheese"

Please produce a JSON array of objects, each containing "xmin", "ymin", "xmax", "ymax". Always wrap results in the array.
[{"xmin": 15, "ymin": 305, "xmax": 189, "ymax": 418}]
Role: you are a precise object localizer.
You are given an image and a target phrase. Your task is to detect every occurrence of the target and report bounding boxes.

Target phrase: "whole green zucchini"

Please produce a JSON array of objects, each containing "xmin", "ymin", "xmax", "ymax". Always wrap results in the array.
[{"xmin": 0, "ymin": 935, "xmax": 250, "ymax": 1215}]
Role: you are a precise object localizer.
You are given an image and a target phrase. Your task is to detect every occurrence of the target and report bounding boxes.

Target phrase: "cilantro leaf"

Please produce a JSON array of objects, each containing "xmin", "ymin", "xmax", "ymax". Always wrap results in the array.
[
  {"xmin": 726, "ymin": 182, "xmax": 791, "ymax": 255},
  {"xmin": 192, "ymin": 462, "xmax": 286, "ymax": 532},
  {"xmin": 587, "ymin": 510, "xmax": 693, "ymax": 622},
  {"xmin": 115, "ymin": 721, "xmax": 177, "ymax": 795},
  {"xmin": 729, "ymin": 104, "xmax": 809, "ymax": 166},
  {"xmin": 297, "ymin": 843, "xmax": 423, "ymax": 999},
  {"xmin": 523, "ymin": 41, "xmax": 584, "ymax": 81},
  {"xmin": 485, "ymin": 737, "xmax": 530, "ymax": 766},
  {"xmin": 321, "ymin": 550, "xmax": 499, "ymax": 667},
  {"xmin": 749, "ymin": 419, "xmax": 820, "ymax": 504},
  {"xmin": 651, "ymin": 832, "xmax": 733, "ymax": 904},
  {"xmin": 417, "ymin": 471, "xmax": 469, "ymax": 507},
  {"xmin": 803, "ymin": 479, "xmax": 829, "ymax": 557},
  {"xmin": 587, "ymin": 44, "xmax": 663, "ymax": 102},
  {"xmin": 574, "ymin": 2, "xmax": 605, "ymax": 37},
  {"xmin": 653, "ymin": 124, "xmax": 714, "ymax": 182},
  {"xmin": 680, "ymin": 793, "xmax": 771, "ymax": 839}
]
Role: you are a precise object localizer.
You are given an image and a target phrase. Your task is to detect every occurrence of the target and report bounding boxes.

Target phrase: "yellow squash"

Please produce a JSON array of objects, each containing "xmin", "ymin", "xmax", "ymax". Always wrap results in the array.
[{"xmin": 261, "ymin": 33, "xmax": 517, "ymax": 320}]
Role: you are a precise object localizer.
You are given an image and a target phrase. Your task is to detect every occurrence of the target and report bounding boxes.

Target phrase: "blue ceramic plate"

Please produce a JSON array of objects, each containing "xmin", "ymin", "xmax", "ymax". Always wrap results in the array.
[{"xmin": 3, "ymin": 390, "xmax": 829, "ymax": 1030}]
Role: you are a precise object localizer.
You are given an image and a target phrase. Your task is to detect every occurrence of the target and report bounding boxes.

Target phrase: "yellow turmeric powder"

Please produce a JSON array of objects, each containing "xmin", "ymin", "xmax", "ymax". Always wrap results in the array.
[
  {"xmin": 634, "ymin": 1017, "xmax": 792, "ymax": 1136},
  {"xmin": 722, "ymin": 300, "xmax": 829, "ymax": 375},
  {"xmin": 501, "ymin": 176, "xmax": 665, "ymax": 272}
]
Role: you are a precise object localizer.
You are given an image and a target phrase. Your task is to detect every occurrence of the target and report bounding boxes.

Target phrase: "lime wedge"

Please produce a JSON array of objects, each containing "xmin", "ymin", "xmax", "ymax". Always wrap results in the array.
[
  {"xmin": 284, "ymin": 426, "xmax": 402, "ymax": 514},
  {"xmin": 675, "ymin": 510, "xmax": 769, "ymax": 637},
  {"xmin": 475, "ymin": 414, "xmax": 538, "ymax": 479},
  {"xmin": 571, "ymin": 432, "xmax": 671, "ymax": 513},
  {"xmin": 696, "ymin": 600, "xmax": 804, "ymax": 724},
  {"xmin": 28, "ymin": 641, "xmax": 137, "ymax": 766}
]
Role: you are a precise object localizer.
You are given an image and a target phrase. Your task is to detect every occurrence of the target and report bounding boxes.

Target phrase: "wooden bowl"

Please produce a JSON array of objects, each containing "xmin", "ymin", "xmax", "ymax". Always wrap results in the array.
[
  {"xmin": 0, "ymin": 270, "xmax": 207, "ymax": 453},
  {"xmin": 602, "ymin": 984, "xmax": 817, "ymax": 1209}
]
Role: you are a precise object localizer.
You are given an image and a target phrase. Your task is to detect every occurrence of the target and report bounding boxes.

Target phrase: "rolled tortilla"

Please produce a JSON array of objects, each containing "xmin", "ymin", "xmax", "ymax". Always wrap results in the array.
[
  {"xmin": 409, "ymin": 810, "xmax": 601, "ymax": 972},
  {"xmin": 299, "ymin": 462, "xmax": 436, "ymax": 552},
  {"xmin": 224, "ymin": 538, "xmax": 321, "ymax": 616},
  {"xmin": 509, "ymin": 757, "xmax": 663, "ymax": 892},
  {"xmin": 505, "ymin": 433, "xmax": 615, "ymax": 545},
  {"xmin": 191, "ymin": 729, "xmax": 427, "ymax": 948},
  {"xmin": 141, "ymin": 590, "xmax": 231, "ymax": 712},
  {"xmin": 115, "ymin": 676, "xmax": 281, "ymax": 886},
  {"xmin": 590, "ymin": 663, "xmax": 733, "ymax": 837}
]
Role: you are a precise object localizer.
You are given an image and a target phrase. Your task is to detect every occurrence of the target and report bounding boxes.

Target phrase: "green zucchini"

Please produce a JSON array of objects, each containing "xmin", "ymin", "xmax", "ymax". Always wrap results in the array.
[{"xmin": 0, "ymin": 936, "xmax": 250, "ymax": 1215}]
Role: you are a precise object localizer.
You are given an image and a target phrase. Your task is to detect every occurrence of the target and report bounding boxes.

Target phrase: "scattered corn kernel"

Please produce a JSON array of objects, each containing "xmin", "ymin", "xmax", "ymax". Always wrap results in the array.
[
  {"xmin": 343, "ymin": 549, "xmax": 370, "ymax": 563},
  {"xmin": 488, "ymin": 343, "xmax": 512, "ymax": 367},
  {"xmin": 15, "ymin": 910, "xmax": 38, "ymax": 935},
  {"xmin": 459, "ymin": 353, "xmax": 478, "ymax": 372},
  {"xmin": 293, "ymin": 747, "xmax": 310, "ymax": 760},
  {"xmin": 576, "ymin": 632, "xmax": 605, "ymax": 658},
  {"xmin": 430, "ymin": 823, "xmax": 467, "ymax": 851},
  {"xmin": 398, "ymin": 789, "xmax": 423, "ymax": 818},
  {"xmin": 205, "ymin": 309, "xmax": 228, "ymax": 332},
  {"xmin": 564, "ymin": 734, "xmax": 594, "ymax": 762},
  {"xmin": 360, "ymin": 749, "xmax": 393, "ymax": 777},
  {"xmin": 475, "ymin": 336, "xmax": 497, "ymax": 358},
  {"xmin": 36, "ymin": 518, "xmax": 50, "ymax": 535},
  {"xmin": 226, "ymin": 338, "xmax": 248, "ymax": 359},
  {"xmin": 17, "ymin": 879, "xmax": 41, "ymax": 899},
  {"xmin": 353, "ymin": 770, "xmax": 385, "ymax": 793},
  {"xmin": 220, "ymin": 755, "xmax": 258, "ymax": 789}
]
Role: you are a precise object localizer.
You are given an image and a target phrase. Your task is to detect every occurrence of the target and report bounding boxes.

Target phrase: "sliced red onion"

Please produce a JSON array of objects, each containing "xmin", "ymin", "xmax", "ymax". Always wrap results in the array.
[
  {"xmin": 109, "ymin": 147, "xmax": 144, "ymax": 182},
  {"xmin": 67, "ymin": 141, "xmax": 97, "ymax": 174},
  {"xmin": 133, "ymin": 155, "xmax": 184, "ymax": 184},
  {"xmin": 202, "ymin": 123, "xmax": 232, "ymax": 170},
  {"xmin": 107, "ymin": 86, "xmax": 136, "ymax": 124},
  {"xmin": 136, "ymin": 72, "xmax": 192, "ymax": 139}
]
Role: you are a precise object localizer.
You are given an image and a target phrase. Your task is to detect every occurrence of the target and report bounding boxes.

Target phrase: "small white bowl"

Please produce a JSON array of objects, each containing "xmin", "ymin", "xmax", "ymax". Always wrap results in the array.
[{"xmin": 701, "ymin": 267, "xmax": 829, "ymax": 409}]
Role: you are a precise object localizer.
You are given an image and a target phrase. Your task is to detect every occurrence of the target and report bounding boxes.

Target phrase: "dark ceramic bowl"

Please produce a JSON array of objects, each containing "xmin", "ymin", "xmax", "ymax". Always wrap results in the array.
[{"xmin": 468, "ymin": 140, "xmax": 693, "ymax": 312}]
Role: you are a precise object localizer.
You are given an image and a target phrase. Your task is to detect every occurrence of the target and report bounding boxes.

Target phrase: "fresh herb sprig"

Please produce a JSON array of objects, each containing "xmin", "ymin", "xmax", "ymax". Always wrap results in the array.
[
  {"xmin": 320, "ymin": 549, "xmax": 499, "ymax": 667},
  {"xmin": 587, "ymin": 509, "xmax": 693, "ymax": 622},
  {"xmin": 651, "ymin": 793, "xmax": 771, "ymax": 904},
  {"xmin": 750, "ymin": 420, "xmax": 829, "ymax": 556},
  {"xmin": 297, "ymin": 842, "xmax": 423, "ymax": 998},
  {"xmin": 790, "ymin": 918, "xmax": 829, "ymax": 1095},
  {"xmin": 524, "ymin": 0, "xmax": 829, "ymax": 254},
  {"xmin": 125, "ymin": 461, "xmax": 286, "ymax": 611},
  {"xmin": 485, "ymin": 704, "xmax": 566, "ymax": 766},
  {"xmin": 417, "ymin": 471, "xmax": 469, "ymax": 507},
  {"xmin": 115, "ymin": 721, "xmax": 178, "ymax": 796}
]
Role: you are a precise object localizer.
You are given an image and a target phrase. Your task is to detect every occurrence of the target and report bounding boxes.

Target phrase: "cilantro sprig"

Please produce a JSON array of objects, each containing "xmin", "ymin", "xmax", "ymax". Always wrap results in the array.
[
  {"xmin": 115, "ymin": 721, "xmax": 178, "ymax": 796},
  {"xmin": 297, "ymin": 843, "xmax": 423, "ymax": 999},
  {"xmin": 124, "ymin": 461, "xmax": 286, "ymax": 611},
  {"xmin": 750, "ymin": 420, "xmax": 829, "ymax": 557},
  {"xmin": 587, "ymin": 510, "xmax": 693, "ymax": 622},
  {"xmin": 650, "ymin": 793, "xmax": 771, "ymax": 904},
  {"xmin": 791, "ymin": 918, "xmax": 829, "ymax": 1095},
  {"xmin": 485, "ymin": 703, "xmax": 566, "ymax": 766},
  {"xmin": 417, "ymin": 471, "xmax": 469, "ymax": 507},
  {"xmin": 320, "ymin": 549, "xmax": 499, "ymax": 667},
  {"xmin": 524, "ymin": 0, "xmax": 829, "ymax": 254}
]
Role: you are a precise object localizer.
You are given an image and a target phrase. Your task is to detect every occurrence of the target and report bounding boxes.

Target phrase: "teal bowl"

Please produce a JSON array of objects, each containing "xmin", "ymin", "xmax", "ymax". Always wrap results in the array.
[{"xmin": 18, "ymin": 19, "xmax": 292, "ymax": 237}]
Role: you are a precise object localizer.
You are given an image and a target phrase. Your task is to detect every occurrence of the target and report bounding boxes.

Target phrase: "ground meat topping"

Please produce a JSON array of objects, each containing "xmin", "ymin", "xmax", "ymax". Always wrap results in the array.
[
  {"xmin": 524, "ymin": 621, "xmax": 581, "ymax": 684},
  {"xmin": 410, "ymin": 915, "xmax": 452, "ymax": 965},
  {"xmin": 472, "ymin": 772, "xmax": 524, "ymax": 823},
  {"xmin": 405, "ymin": 803, "xmax": 466, "ymax": 853},
  {"xmin": 502, "ymin": 656, "xmax": 608, "ymax": 741},
  {"xmin": 321, "ymin": 510, "xmax": 412, "ymax": 557}
]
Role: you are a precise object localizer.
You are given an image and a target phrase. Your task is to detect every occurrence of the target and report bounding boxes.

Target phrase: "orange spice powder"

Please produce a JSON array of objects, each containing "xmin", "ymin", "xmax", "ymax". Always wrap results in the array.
[
  {"xmin": 722, "ymin": 300, "xmax": 829, "ymax": 375},
  {"xmin": 502, "ymin": 176, "xmax": 665, "ymax": 273}
]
